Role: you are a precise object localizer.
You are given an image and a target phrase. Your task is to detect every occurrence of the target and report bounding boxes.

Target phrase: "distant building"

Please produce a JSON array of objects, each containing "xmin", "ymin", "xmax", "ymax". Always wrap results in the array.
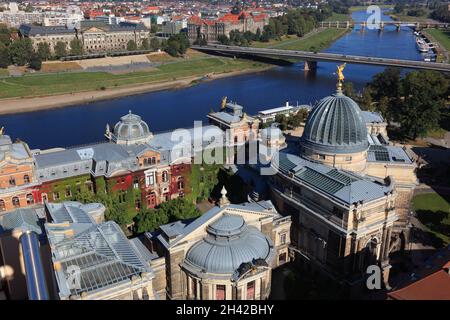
[
  {"xmin": 257, "ymin": 102, "xmax": 308, "ymax": 124},
  {"xmin": 187, "ymin": 7, "xmax": 269, "ymax": 42},
  {"xmin": 144, "ymin": 193, "xmax": 291, "ymax": 300},
  {"xmin": 19, "ymin": 21, "xmax": 149, "ymax": 54},
  {"xmin": 161, "ymin": 20, "xmax": 184, "ymax": 36}
]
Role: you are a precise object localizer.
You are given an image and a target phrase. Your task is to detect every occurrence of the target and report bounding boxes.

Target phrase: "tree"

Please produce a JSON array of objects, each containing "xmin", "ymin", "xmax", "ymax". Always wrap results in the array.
[
  {"xmin": 69, "ymin": 38, "xmax": 83, "ymax": 56},
  {"xmin": 28, "ymin": 52, "xmax": 42, "ymax": 70},
  {"xmin": 165, "ymin": 34, "xmax": 189, "ymax": 57},
  {"xmin": 133, "ymin": 198, "xmax": 200, "ymax": 234},
  {"xmin": 140, "ymin": 38, "xmax": 150, "ymax": 50},
  {"xmin": 0, "ymin": 24, "xmax": 11, "ymax": 46},
  {"xmin": 0, "ymin": 42, "xmax": 10, "ymax": 68},
  {"xmin": 398, "ymin": 71, "xmax": 448, "ymax": 140},
  {"xmin": 8, "ymin": 38, "xmax": 33, "ymax": 66},
  {"xmin": 54, "ymin": 41, "xmax": 67, "ymax": 59},
  {"xmin": 343, "ymin": 81, "xmax": 356, "ymax": 99},
  {"xmin": 134, "ymin": 208, "xmax": 169, "ymax": 234},
  {"xmin": 360, "ymin": 87, "xmax": 374, "ymax": 111},
  {"xmin": 150, "ymin": 37, "xmax": 160, "ymax": 51},
  {"xmin": 158, "ymin": 198, "xmax": 200, "ymax": 221},
  {"xmin": 127, "ymin": 40, "xmax": 137, "ymax": 51},
  {"xmin": 37, "ymin": 42, "xmax": 51, "ymax": 61}
]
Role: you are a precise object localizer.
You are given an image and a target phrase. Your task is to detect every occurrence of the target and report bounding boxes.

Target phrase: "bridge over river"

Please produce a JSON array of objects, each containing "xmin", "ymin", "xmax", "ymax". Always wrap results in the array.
[
  {"xmin": 191, "ymin": 45, "xmax": 450, "ymax": 72},
  {"xmin": 320, "ymin": 20, "xmax": 450, "ymax": 30}
]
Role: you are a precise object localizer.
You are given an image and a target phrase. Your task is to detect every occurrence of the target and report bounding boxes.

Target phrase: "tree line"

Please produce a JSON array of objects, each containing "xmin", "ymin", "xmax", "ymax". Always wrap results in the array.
[
  {"xmin": 345, "ymin": 68, "xmax": 449, "ymax": 140},
  {"xmin": 212, "ymin": 4, "xmax": 343, "ymax": 46}
]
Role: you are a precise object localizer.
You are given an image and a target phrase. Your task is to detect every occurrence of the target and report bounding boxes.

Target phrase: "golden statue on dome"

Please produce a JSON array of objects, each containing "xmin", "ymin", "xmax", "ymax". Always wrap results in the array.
[{"xmin": 336, "ymin": 63, "xmax": 346, "ymax": 92}]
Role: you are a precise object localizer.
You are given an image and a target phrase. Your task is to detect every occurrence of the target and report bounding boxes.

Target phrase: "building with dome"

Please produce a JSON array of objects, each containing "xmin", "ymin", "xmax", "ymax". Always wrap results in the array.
[
  {"xmin": 269, "ymin": 70, "xmax": 417, "ymax": 295},
  {"xmin": 108, "ymin": 111, "xmax": 153, "ymax": 145},
  {"xmin": 300, "ymin": 89, "xmax": 369, "ymax": 173},
  {"xmin": 144, "ymin": 192, "xmax": 291, "ymax": 300}
]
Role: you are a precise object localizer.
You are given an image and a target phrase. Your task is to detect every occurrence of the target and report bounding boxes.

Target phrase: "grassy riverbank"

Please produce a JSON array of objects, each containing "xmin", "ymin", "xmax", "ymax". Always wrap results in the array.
[
  {"xmin": 412, "ymin": 192, "xmax": 450, "ymax": 247},
  {"xmin": 0, "ymin": 56, "xmax": 266, "ymax": 99},
  {"xmin": 423, "ymin": 29, "xmax": 450, "ymax": 63},
  {"xmin": 251, "ymin": 28, "xmax": 349, "ymax": 51}
]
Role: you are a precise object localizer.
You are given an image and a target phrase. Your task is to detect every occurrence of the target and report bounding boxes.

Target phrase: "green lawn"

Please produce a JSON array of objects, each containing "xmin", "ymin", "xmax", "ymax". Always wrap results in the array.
[
  {"xmin": 0, "ymin": 69, "xmax": 8, "ymax": 77},
  {"xmin": 251, "ymin": 28, "xmax": 349, "ymax": 52},
  {"xmin": 426, "ymin": 29, "xmax": 450, "ymax": 51},
  {"xmin": 349, "ymin": 5, "xmax": 393, "ymax": 12},
  {"xmin": 412, "ymin": 192, "xmax": 450, "ymax": 247},
  {"xmin": 0, "ymin": 57, "xmax": 266, "ymax": 99},
  {"xmin": 325, "ymin": 12, "xmax": 351, "ymax": 22}
]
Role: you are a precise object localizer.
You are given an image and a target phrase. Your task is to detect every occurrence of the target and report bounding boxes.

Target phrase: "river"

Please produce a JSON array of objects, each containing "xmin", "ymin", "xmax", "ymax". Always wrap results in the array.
[{"xmin": 1, "ymin": 9, "xmax": 425, "ymax": 149}]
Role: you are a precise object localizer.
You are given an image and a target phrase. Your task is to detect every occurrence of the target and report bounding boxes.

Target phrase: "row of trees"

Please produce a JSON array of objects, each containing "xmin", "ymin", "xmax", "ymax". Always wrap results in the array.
[
  {"xmin": 215, "ymin": 5, "xmax": 338, "ymax": 46},
  {"xmin": 346, "ymin": 68, "xmax": 449, "ymax": 140},
  {"xmin": 271, "ymin": 109, "xmax": 309, "ymax": 130}
]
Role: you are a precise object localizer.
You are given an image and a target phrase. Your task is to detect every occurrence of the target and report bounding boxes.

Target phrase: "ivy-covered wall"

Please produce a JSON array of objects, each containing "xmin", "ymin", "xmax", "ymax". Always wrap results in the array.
[
  {"xmin": 40, "ymin": 174, "xmax": 92, "ymax": 202},
  {"xmin": 185, "ymin": 163, "xmax": 221, "ymax": 203}
]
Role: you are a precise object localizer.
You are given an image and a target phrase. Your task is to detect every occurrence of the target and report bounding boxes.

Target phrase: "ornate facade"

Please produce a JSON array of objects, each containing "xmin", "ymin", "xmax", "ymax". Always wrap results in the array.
[
  {"xmin": 269, "ymin": 78, "xmax": 417, "ymax": 294},
  {"xmin": 144, "ymin": 193, "xmax": 291, "ymax": 300},
  {"xmin": 188, "ymin": 9, "xmax": 268, "ymax": 42},
  {"xmin": 19, "ymin": 21, "xmax": 149, "ymax": 54}
]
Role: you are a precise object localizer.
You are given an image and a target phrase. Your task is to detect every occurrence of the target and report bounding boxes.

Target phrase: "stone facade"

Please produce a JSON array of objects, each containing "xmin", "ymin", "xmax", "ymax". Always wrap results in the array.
[
  {"xmin": 188, "ymin": 11, "xmax": 268, "ymax": 42},
  {"xmin": 145, "ymin": 200, "xmax": 291, "ymax": 300}
]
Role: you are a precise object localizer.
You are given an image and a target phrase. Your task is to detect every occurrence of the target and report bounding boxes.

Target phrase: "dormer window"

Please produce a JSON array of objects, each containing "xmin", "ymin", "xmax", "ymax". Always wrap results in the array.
[{"xmin": 23, "ymin": 175, "xmax": 30, "ymax": 184}]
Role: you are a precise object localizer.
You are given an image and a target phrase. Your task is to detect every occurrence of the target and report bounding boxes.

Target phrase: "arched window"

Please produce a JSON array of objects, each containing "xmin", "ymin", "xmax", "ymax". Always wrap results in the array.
[
  {"xmin": 9, "ymin": 177, "xmax": 16, "ymax": 186},
  {"xmin": 162, "ymin": 171, "xmax": 168, "ymax": 182},
  {"xmin": 177, "ymin": 178, "xmax": 184, "ymax": 190},
  {"xmin": 12, "ymin": 196, "xmax": 20, "ymax": 208},
  {"xmin": 23, "ymin": 175, "xmax": 30, "ymax": 184},
  {"xmin": 0, "ymin": 199, "xmax": 5, "ymax": 211},
  {"xmin": 26, "ymin": 194, "xmax": 34, "ymax": 205}
]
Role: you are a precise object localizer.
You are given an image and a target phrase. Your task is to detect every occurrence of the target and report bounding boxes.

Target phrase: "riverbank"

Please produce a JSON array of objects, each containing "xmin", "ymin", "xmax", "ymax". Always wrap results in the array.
[
  {"xmin": 0, "ymin": 55, "xmax": 269, "ymax": 99},
  {"xmin": 0, "ymin": 67, "xmax": 271, "ymax": 115},
  {"xmin": 422, "ymin": 29, "xmax": 450, "ymax": 62},
  {"xmin": 251, "ymin": 28, "xmax": 350, "ymax": 51}
]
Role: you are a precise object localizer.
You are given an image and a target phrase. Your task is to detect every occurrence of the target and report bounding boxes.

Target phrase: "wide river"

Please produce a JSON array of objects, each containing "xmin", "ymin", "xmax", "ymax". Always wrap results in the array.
[{"xmin": 2, "ymin": 9, "xmax": 424, "ymax": 149}]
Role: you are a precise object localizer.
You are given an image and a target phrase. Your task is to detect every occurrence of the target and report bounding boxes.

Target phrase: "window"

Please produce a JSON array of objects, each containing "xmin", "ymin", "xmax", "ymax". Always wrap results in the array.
[
  {"xmin": 280, "ymin": 233, "xmax": 287, "ymax": 245},
  {"xmin": 12, "ymin": 196, "xmax": 20, "ymax": 208},
  {"xmin": 162, "ymin": 171, "xmax": 168, "ymax": 182},
  {"xmin": 9, "ymin": 177, "xmax": 16, "ymax": 186},
  {"xmin": 135, "ymin": 199, "xmax": 141, "ymax": 210},
  {"xmin": 146, "ymin": 172, "xmax": 155, "ymax": 186},
  {"xmin": 0, "ymin": 199, "xmax": 5, "ymax": 211},
  {"xmin": 216, "ymin": 285, "xmax": 226, "ymax": 300},
  {"xmin": 23, "ymin": 175, "xmax": 30, "ymax": 183},
  {"xmin": 147, "ymin": 192, "xmax": 156, "ymax": 207},
  {"xmin": 118, "ymin": 191, "xmax": 126, "ymax": 203},
  {"xmin": 345, "ymin": 156, "xmax": 352, "ymax": 161},
  {"xmin": 246, "ymin": 281, "xmax": 255, "ymax": 300},
  {"xmin": 65, "ymin": 186, "xmax": 72, "ymax": 198},
  {"xmin": 177, "ymin": 178, "xmax": 184, "ymax": 190},
  {"xmin": 26, "ymin": 194, "xmax": 34, "ymax": 205},
  {"xmin": 86, "ymin": 182, "xmax": 93, "ymax": 193},
  {"xmin": 133, "ymin": 177, "xmax": 139, "ymax": 189},
  {"xmin": 191, "ymin": 279, "xmax": 197, "ymax": 300},
  {"xmin": 318, "ymin": 154, "xmax": 326, "ymax": 160},
  {"xmin": 53, "ymin": 192, "xmax": 60, "ymax": 200},
  {"xmin": 279, "ymin": 252, "xmax": 287, "ymax": 264}
]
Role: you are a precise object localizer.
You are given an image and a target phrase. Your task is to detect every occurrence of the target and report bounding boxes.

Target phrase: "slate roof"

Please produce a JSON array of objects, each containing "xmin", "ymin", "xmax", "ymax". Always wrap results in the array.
[
  {"xmin": 367, "ymin": 145, "xmax": 413, "ymax": 164},
  {"xmin": 301, "ymin": 92, "xmax": 369, "ymax": 154},
  {"xmin": 0, "ymin": 207, "xmax": 42, "ymax": 235},
  {"xmin": 276, "ymin": 152, "xmax": 393, "ymax": 204}
]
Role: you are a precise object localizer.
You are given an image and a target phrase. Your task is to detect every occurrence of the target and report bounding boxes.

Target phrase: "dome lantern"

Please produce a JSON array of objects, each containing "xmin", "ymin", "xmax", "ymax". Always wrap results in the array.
[{"xmin": 111, "ymin": 111, "xmax": 153, "ymax": 145}]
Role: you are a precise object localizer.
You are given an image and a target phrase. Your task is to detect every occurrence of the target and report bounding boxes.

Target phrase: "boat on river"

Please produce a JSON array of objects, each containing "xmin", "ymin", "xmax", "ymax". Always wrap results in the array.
[{"xmin": 416, "ymin": 37, "xmax": 430, "ymax": 53}]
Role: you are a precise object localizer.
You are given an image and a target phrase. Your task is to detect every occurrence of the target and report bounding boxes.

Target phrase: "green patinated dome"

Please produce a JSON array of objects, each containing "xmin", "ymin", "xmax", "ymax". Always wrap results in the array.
[{"xmin": 301, "ymin": 91, "xmax": 368, "ymax": 154}]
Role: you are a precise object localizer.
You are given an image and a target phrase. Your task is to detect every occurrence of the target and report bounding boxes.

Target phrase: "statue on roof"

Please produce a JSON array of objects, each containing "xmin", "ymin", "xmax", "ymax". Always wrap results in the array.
[
  {"xmin": 336, "ymin": 63, "xmax": 346, "ymax": 92},
  {"xmin": 221, "ymin": 96, "xmax": 227, "ymax": 110}
]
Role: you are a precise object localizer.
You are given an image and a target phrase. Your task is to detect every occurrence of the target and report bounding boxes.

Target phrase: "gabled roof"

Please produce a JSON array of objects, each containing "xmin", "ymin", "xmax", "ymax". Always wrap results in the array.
[
  {"xmin": 0, "ymin": 207, "xmax": 42, "ymax": 235},
  {"xmin": 388, "ymin": 262, "xmax": 450, "ymax": 300}
]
